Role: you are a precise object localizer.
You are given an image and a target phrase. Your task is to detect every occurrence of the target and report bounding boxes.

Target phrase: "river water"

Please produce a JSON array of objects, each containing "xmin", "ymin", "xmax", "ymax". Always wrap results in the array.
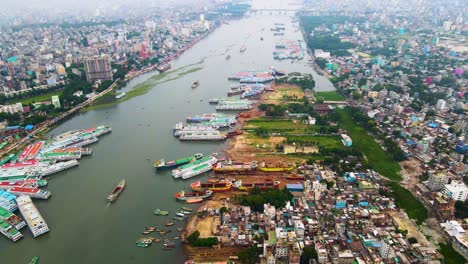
[{"xmin": 1, "ymin": 1, "xmax": 333, "ymax": 263}]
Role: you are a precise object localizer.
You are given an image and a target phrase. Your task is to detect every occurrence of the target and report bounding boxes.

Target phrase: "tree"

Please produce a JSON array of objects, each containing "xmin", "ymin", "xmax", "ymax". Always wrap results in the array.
[
  {"xmin": 408, "ymin": 237, "xmax": 418, "ymax": 244},
  {"xmin": 238, "ymin": 246, "xmax": 261, "ymax": 264},
  {"xmin": 455, "ymin": 201, "xmax": 468, "ymax": 219},
  {"xmin": 301, "ymin": 245, "xmax": 318, "ymax": 264},
  {"xmin": 352, "ymin": 91, "xmax": 362, "ymax": 100}
]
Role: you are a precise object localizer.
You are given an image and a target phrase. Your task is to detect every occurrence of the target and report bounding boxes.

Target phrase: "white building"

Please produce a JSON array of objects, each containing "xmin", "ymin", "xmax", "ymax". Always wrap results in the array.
[
  {"xmin": 445, "ymin": 180, "xmax": 468, "ymax": 201},
  {"xmin": 293, "ymin": 220, "xmax": 304, "ymax": 239},
  {"xmin": 379, "ymin": 239, "xmax": 391, "ymax": 259},
  {"xmin": 437, "ymin": 99, "xmax": 447, "ymax": 111},
  {"xmin": 427, "ymin": 172, "xmax": 448, "ymax": 191},
  {"xmin": 314, "ymin": 49, "xmax": 330, "ymax": 59},
  {"xmin": 0, "ymin": 103, "xmax": 23, "ymax": 114},
  {"xmin": 51, "ymin": 95, "xmax": 61, "ymax": 108}
]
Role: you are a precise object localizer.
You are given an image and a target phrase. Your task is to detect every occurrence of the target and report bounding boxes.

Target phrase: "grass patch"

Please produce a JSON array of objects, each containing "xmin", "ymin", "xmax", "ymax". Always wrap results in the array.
[
  {"xmin": 246, "ymin": 118, "xmax": 304, "ymax": 130},
  {"xmin": 286, "ymin": 135, "xmax": 344, "ymax": 149},
  {"xmin": 387, "ymin": 182, "xmax": 428, "ymax": 224},
  {"xmin": 12, "ymin": 90, "xmax": 63, "ymax": 105},
  {"xmin": 336, "ymin": 108, "xmax": 428, "ymax": 224},
  {"xmin": 438, "ymin": 243, "xmax": 466, "ymax": 264},
  {"xmin": 336, "ymin": 109, "xmax": 401, "ymax": 180},
  {"xmin": 315, "ymin": 91, "xmax": 345, "ymax": 101}
]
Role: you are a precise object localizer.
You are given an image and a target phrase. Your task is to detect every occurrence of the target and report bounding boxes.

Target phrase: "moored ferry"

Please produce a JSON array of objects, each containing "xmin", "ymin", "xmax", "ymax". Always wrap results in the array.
[
  {"xmin": 8, "ymin": 187, "xmax": 51, "ymax": 199},
  {"xmin": 16, "ymin": 195, "xmax": 49, "ymax": 237},
  {"xmin": 0, "ymin": 205, "xmax": 27, "ymax": 230},
  {"xmin": 154, "ymin": 153, "xmax": 203, "ymax": 169},
  {"xmin": 234, "ymin": 179, "xmax": 280, "ymax": 191},
  {"xmin": 0, "ymin": 219, "xmax": 23, "ymax": 242},
  {"xmin": 258, "ymin": 163, "xmax": 294, "ymax": 172},
  {"xmin": 190, "ymin": 179, "xmax": 232, "ymax": 192},
  {"xmin": 171, "ymin": 154, "xmax": 218, "ymax": 180},
  {"xmin": 173, "ymin": 189, "xmax": 213, "ymax": 201}
]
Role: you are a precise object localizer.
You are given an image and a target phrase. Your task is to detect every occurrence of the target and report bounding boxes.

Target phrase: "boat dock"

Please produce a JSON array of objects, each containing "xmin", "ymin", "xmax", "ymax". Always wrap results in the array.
[
  {"xmin": 16, "ymin": 195, "xmax": 49, "ymax": 237},
  {"xmin": 179, "ymin": 131, "xmax": 226, "ymax": 141}
]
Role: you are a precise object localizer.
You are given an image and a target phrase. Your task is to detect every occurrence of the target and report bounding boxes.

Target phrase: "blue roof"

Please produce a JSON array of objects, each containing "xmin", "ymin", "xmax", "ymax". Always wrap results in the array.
[
  {"xmin": 24, "ymin": 125, "xmax": 34, "ymax": 130},
  {"xmin": 428, "ymin": 122, "xmax": 438, "ymax": 128},
  {"xmin": 407, "ymin": 140, "xmax": 416, "ymax": 145},
  {"xmin": 287, "ymin": 184, "xmax": 304, "ymax": 190}
]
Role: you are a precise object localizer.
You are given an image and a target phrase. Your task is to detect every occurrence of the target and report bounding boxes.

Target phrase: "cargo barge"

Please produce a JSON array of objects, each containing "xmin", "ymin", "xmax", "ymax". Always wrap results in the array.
[
  {"xmin": 16, "ymin": 195, "xmax": 49, "ymax": 237},
  {"xmin": 190, "ymin": 179, "xmax": 233, "ymax": 192},
  {"xmin": 213, "ymin": 160, "xmax": 258, "ymax": 173},
  {"xmin": 154, "ymin": 153, "xmax": 203, "ymax": 169},
  {"xmin": 234, "ymin": 180, "xmax": 281, "ymax": 191},
  {"xmin": 107, "ymin": 179, "xmax": 125, "ymax": 203}
]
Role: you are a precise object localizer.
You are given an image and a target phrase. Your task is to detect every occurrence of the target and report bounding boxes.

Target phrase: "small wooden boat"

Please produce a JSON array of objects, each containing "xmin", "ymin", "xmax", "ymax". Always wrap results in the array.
[
  {"xmin": 186, "ymin": 198, "xmax": 203, "ymax": 204},
  {"xmin": 173, "ymin": 236, "xmax": 180, "ymax": 240},
  {"xmin": 173, "ymin": 216, "xmax": 185, "ymax": 221},
  {"xmin": 166, "ymin": 222, "xmax": 175, "ymax": 226},
  {"xmin": 181, "ymin": 207, "xmax": 193, "ymax": 212},
  {"xmin": 191, "ymin": 81, "xmax": 199, "ymax": 89},
  {"xmin": 175, "ymin": 212, "xmax": 185, "ymax": 217},
  {"xmin": 177, "ymin": 227, "xmax": 184, "ymax": 232}
]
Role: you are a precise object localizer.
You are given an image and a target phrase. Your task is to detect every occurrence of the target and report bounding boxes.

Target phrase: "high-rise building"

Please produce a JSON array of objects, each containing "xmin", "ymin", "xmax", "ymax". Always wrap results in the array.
[
  {"xmin": 84, "ymin": 56, "xmax": 113, "ymax": 83},
  {"xmin": 444, "ymin": 181, "xmax": 468, "ymax": 201},
  {"xmin": 427, "ymin": 172, "xmax": 448, "ymax": 191},
  {"xmin": 443, "ymin": 21, "xmax": 452, "ymax": 31}
]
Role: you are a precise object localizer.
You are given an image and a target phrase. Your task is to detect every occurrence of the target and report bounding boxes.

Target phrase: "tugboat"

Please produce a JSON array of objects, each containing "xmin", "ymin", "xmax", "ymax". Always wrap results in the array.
[
  {"xmin": 107, "ymin": 179, "xmax": 125, "ymax": 203},
  {"xmin": 191, "ymin": 81, "xmax": 199, "ymax": 89}
]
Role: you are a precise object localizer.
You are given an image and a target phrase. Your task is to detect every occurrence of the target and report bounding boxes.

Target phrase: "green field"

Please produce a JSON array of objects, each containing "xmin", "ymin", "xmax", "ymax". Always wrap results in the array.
[
  {"xmin": 246, "ymin": 118, "xmax": 304, "ymax": 129},
  {"xmin": 315, "ymin": 91, "xmax": 345, "ymax": 101},
  {"xmin": 336, "ymin": 108, "xmax": 428, "ymax": 224},
  {"xmin": 286, "ymin": 135, "xmax": 344, "ymax": 149},
  {"xmin": 438, "ymin": 243, "xmax": 466, "ymax": 264},
  {"xmin": 12, "ymin": 90, "xmax": 63, "ymax": 105},
  {"xmin": 337, "ymin": 109, "xmax": 401, "ymax": 180}
]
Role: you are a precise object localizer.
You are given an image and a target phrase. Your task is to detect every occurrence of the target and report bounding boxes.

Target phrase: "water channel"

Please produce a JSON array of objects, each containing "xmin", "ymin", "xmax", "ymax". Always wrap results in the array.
[{"xmin": 1, "ymin": 1, "xmax": 333, "ymax": 263}]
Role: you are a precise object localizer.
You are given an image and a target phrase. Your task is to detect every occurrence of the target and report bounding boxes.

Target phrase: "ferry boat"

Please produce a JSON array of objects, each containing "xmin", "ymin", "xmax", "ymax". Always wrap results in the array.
[
  {"xmin": 16, "ymin": 195, "xmax": 49, "ymax": 237},
  {"xmin": 178, "ymin": 131, "xmax": 226, "ymax": 141},
  {"xmin": 0, "ymin": 206, "xmax": 27, "ymax": 230},
  {"xmin": 107, "ymin": 179, "xmax": 125, "ymax": 203},
  {"xmin": 174, "ymin": 126, "xmax": 219, "ymax": 137},
  {"xmin": 240, "ymin": 45, "xmax": 246, "ymax": 52},
  {"xmin": 208, "ymin": 97, "xmax": 235, "ymax": 104},
  {"xmin": 40, "ymin": 159, "xmax": 79, "ymax": 177},
  {"xmin": 8, "ymin": 187, "xmax": 51, "ymax": 199},
  {"xmin": 191, "ymin": 80, "xmax": 199, "ymax": 89},
  {"xmin": 234, "ymin": 179, "xmax": 281, "ymax": 191},
  {"xmin": 154, "ymin": 153, "xmax": 203, "ymax": 169},
  {"xmin": 0, "ymin": 219, "xmax": 23, "ymax": 242},
  {"xmin": 190, "ymin": 179, "xmax": 232, "ymax": 192},
  {"xmin": 136, "ymin": 237, "xmax": 152, "ymax": 247},
  {"xmin": 213, "ymin": 160, "xmax": 258, "ymax": 173},
  {"xmin": 171, "ymin": 154, "xmax": 218, "ymax": 180},
  {"xmin": 0, "ymin": 154, "xmax": 15, "ymax": 166},
  {"xmin": 173, "ymin": 189, "xmax": 213, "ymax": 201},
  {"xmin": 216, "ymin": 100, "xmax": 253, "ymax": 111},
  {"xmin": 0, "ymin": 190, "xmax": 18, "ymax": 212},
  {"xmin": 227, "ymin": 87, "xmax": 245, "ymax": 96}
]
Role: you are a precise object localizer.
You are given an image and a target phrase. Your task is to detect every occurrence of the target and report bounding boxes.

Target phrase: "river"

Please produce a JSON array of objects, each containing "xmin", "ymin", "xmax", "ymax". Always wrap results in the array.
[{"xmin": 0, "ymin": 1, "xmax": 333, "ymax": 263}]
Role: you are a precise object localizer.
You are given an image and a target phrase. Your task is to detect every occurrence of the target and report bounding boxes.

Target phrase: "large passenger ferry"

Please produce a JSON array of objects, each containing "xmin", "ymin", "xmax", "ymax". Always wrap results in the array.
[{"xmin": 172, "ymin": 154, "xmax": 218, "ymax": 180}]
